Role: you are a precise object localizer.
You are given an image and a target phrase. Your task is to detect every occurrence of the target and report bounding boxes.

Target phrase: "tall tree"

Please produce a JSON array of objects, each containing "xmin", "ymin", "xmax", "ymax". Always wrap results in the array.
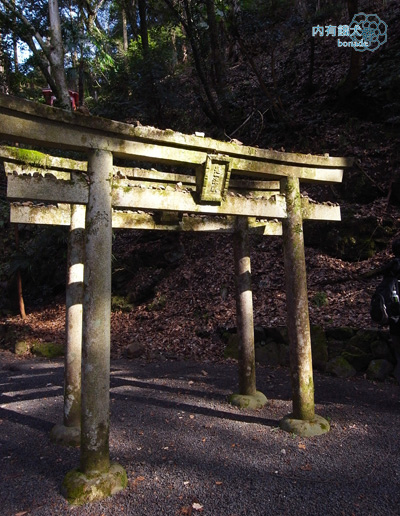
[
  {"xmin": 0, "ymin": 33, "xmax": 6, "ymax": 93},
  {"xmin": 137, "ymin": 0, "xmax": 149, "ymax": 55},
  {"xmin": 121, "ymin": 7, "xmax": 128, "ymax": 51},
  {"xmin": 48, "ymin": 0, "xmax": 71, "ymax": 108},
  {"xmin": 0, "ymin": 0, "xmax": 71, "ymax": 109},
  {"xmin": 204, "ymin": 0, "xmax": 227, "ymax": 114},
  {"xmin": 338, "ymin": 0, "xmax": 362, "ymax": 100},
  {"xmin": 163, "ymin": 0, "xmax": 224, "ymax": 126}
]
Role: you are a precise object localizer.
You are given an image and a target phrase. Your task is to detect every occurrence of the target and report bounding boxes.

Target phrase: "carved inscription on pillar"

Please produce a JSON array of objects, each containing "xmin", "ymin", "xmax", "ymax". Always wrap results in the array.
[{"xmin": 198, "ymin": 154, "xmax": 232, "ymax": 204}]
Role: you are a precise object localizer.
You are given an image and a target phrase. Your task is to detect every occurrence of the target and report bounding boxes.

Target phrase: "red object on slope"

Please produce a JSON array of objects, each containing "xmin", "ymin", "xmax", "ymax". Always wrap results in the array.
[{"xmin": 42, "ymin": 89, "xmax": 79, "ymax": 110}]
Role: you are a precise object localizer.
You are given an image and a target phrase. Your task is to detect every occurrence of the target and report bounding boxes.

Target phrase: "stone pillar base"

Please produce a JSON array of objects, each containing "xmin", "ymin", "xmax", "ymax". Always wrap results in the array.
[
  {"xmin": 279, "ymin": 413, "xmax": 330, "ymax": 437},
  {"xmin": 228, "ymin": 391, "xmax": 267, "ymax": 409},
  {"xmin": 61, "ymin": 463, "xmax": 128, "ymax": 505},
  {"xmin": 50, "ymin": 423, "xmax": 81, "ymax": 447}
]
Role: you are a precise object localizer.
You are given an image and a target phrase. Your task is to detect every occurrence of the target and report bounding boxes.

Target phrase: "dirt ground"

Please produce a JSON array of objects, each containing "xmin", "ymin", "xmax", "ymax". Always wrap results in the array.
[{"xmin": 1, "ymin": 350, "xmax": 400, "ymax": 516}]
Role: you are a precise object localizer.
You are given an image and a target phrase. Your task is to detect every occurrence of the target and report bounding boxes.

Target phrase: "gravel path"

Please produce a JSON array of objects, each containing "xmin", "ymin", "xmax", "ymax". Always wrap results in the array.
[{"xmin": 1, "ymin": 354, "xmax": 400, "ymax": 516}]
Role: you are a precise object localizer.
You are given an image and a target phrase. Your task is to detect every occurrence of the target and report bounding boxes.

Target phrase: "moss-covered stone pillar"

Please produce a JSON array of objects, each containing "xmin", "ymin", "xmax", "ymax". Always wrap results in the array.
[
  {"xmin": 62, "ymin": 150, "xmax": 127, "ymax": 505},
  {"xmin": 229, "ymin": 216, "xmax": 267, "ymax": 410},
  {"xmin": 51, "ymin": 204, "xmax": 85, "ymax": 447},
  {"xmin": 279, "ymin": 176, "xmax": 329, "ymax": 437}
]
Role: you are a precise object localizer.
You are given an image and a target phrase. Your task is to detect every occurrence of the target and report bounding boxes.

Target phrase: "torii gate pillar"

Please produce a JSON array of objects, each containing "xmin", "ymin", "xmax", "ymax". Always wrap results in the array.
[
  {"xmin": 50, "ymin": 204, "xmax": 85, "ymax": 446},
  {"xmin": 62, "ymin": 150, "xmax": 127, "ymax": 504},
  {"xmin": 279, "ymin": 176, "xmax": 330, "ymax": 437},
  {"xmin": 229, "ymin": 216, "xmax": 267, "ymax": 409}
]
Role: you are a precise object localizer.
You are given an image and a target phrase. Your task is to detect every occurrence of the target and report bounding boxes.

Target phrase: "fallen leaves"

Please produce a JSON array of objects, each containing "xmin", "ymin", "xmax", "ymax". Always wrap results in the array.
[
  {"xmin": 130, "ymin": 475, "xmax": 146, "ymax": 488},
  {"xmin": 2, "ymin": 227, "xmax": 396, "ymax": 363},
  {"xmin": 178, "ymin": 502, "xmax": 203, "ymax": 515}
]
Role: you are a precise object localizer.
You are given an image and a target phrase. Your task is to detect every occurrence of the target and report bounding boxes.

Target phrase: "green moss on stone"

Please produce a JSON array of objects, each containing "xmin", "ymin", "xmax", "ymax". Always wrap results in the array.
[
  {"xmin": 326, "ymin": 356, "xmax": 356, "ymax": 378},
  {"xmin": 342, "ymin": 346, "xmax": 373, "ymax": 371},
  {"xmin": 111, "ymin": 295, "xmax": 134, "ymax": 312},
  {"xmin": 228, "ymin": 391, "xmax": 267, "ymax": 409},
  {"xmin": 366, "ymin": 359, "xmax": 394, "ymax": 381},
  {"xmin": 347, "ymin": 329, "xmax": 379, "ymax": 353},
  {"xmin": 61, "ymin": 463, "xmax": 127, "ymax": 506},
  {"xmin": 279, "ymin": 413, "xmax": 330, "ymax": 437},
  {"xmin": 31, "ymin": 341, "xmax": 64, "ymax": 358},
  {"xmin": 14, "ymin": 340, "xmax": 30, "ymax": 355},
  {"xmin": 7, "ymin": 146, "xmax": 48, "ymax": 167}
]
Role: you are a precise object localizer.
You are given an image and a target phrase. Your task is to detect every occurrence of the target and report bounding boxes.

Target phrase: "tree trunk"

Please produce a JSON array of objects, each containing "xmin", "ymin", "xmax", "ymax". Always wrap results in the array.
[
  {"xmin": 48, "ymin": 0, "xmax": 71, "ymax": 109},
  {"xmin": 79, "ymin": 54, "xmax": 85, "ymax": 106},
  {"xmin": 296, "ymin": 0, "xmax": 307, "ymax": 16},
  {"xmin": 137, "ymin": 0, "xmax": 149, "ymax": 55},
  {"xmin": 13, "ymin": 12, "xmax": 18, "ymax": 72},
  {"xmin": 25, "ymin": 37, "xmax": 59, "ymax": 94},
  {"xmin": 309, "ymin": 36, "xmax": 315, "ymax": 88},
  {"xmin": 0, "ymin": 34, "xmax": 6, "ymax": 93},
  {"xmin": 227, "ymin": 2, "xmax": 282, "ymax": 115},
  {"xmin": 182, "ymin": 0, "xmax": 222, "ymax": 125},
  {"xmin": 163, "ymin": 0, "xmax": 223, "ymax": 126},
  {"xmin": 14, "ymin": 225, "xmax": 26, "ymax": 320},
  {"xmin": 338, "ymin": 0, "xmax": 361, "ymax": 100},
  {"xmin": 204, "ymin": 0, "xmax": 226, "ymax": 107},
  {"xmin": 122, "ymin": 8, "xmax": 128, "ymax": 52},
  {"xmin": 124, "ymin": 0, "xmax": 139, "ymax": 41}
]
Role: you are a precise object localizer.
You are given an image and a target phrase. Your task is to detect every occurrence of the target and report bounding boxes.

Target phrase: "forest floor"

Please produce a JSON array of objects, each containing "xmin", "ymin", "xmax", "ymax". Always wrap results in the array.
[{"xmin": 1, "ymin": 208, "xmax": 400, "ymax": 364}]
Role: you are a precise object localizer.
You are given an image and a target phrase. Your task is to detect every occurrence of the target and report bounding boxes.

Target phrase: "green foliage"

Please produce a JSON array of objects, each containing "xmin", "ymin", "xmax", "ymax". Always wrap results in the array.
[
  {"xmin": 147, "ymin": 293, "xmax": 167, "ymax": 311},
  {"xmin": 311, "ymin": 291, "xmax": 328, "ymax": 307},
  {"xmin": 111, "ymin": 295, "xmax": 134, "ymax": 312},
  {"xmin": 88, "ymin": 21, "xmax": 185, "ymax": 122},
  {"xmin": 239, "ymin": 0, "xmax": 295, "ymax": 23}
]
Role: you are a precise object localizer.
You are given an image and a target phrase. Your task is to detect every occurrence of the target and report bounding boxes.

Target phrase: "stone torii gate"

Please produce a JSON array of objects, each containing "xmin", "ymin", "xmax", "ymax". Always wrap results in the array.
[{"xmin": 0, "ymin": 94, "xmax": 352, "ymax": 505}]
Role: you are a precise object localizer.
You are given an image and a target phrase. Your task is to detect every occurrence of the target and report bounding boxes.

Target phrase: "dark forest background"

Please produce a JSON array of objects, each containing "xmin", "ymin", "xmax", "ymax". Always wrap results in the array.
[{"xmin": 0, "ymin": 0, "xmax": 399, "ymax": 362}]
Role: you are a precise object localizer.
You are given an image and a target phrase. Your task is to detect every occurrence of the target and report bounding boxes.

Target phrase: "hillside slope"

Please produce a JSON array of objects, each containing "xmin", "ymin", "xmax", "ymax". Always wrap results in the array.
[{"xmin": 1, "ymin": 1, "xmax": 399, "ymax": 361}]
